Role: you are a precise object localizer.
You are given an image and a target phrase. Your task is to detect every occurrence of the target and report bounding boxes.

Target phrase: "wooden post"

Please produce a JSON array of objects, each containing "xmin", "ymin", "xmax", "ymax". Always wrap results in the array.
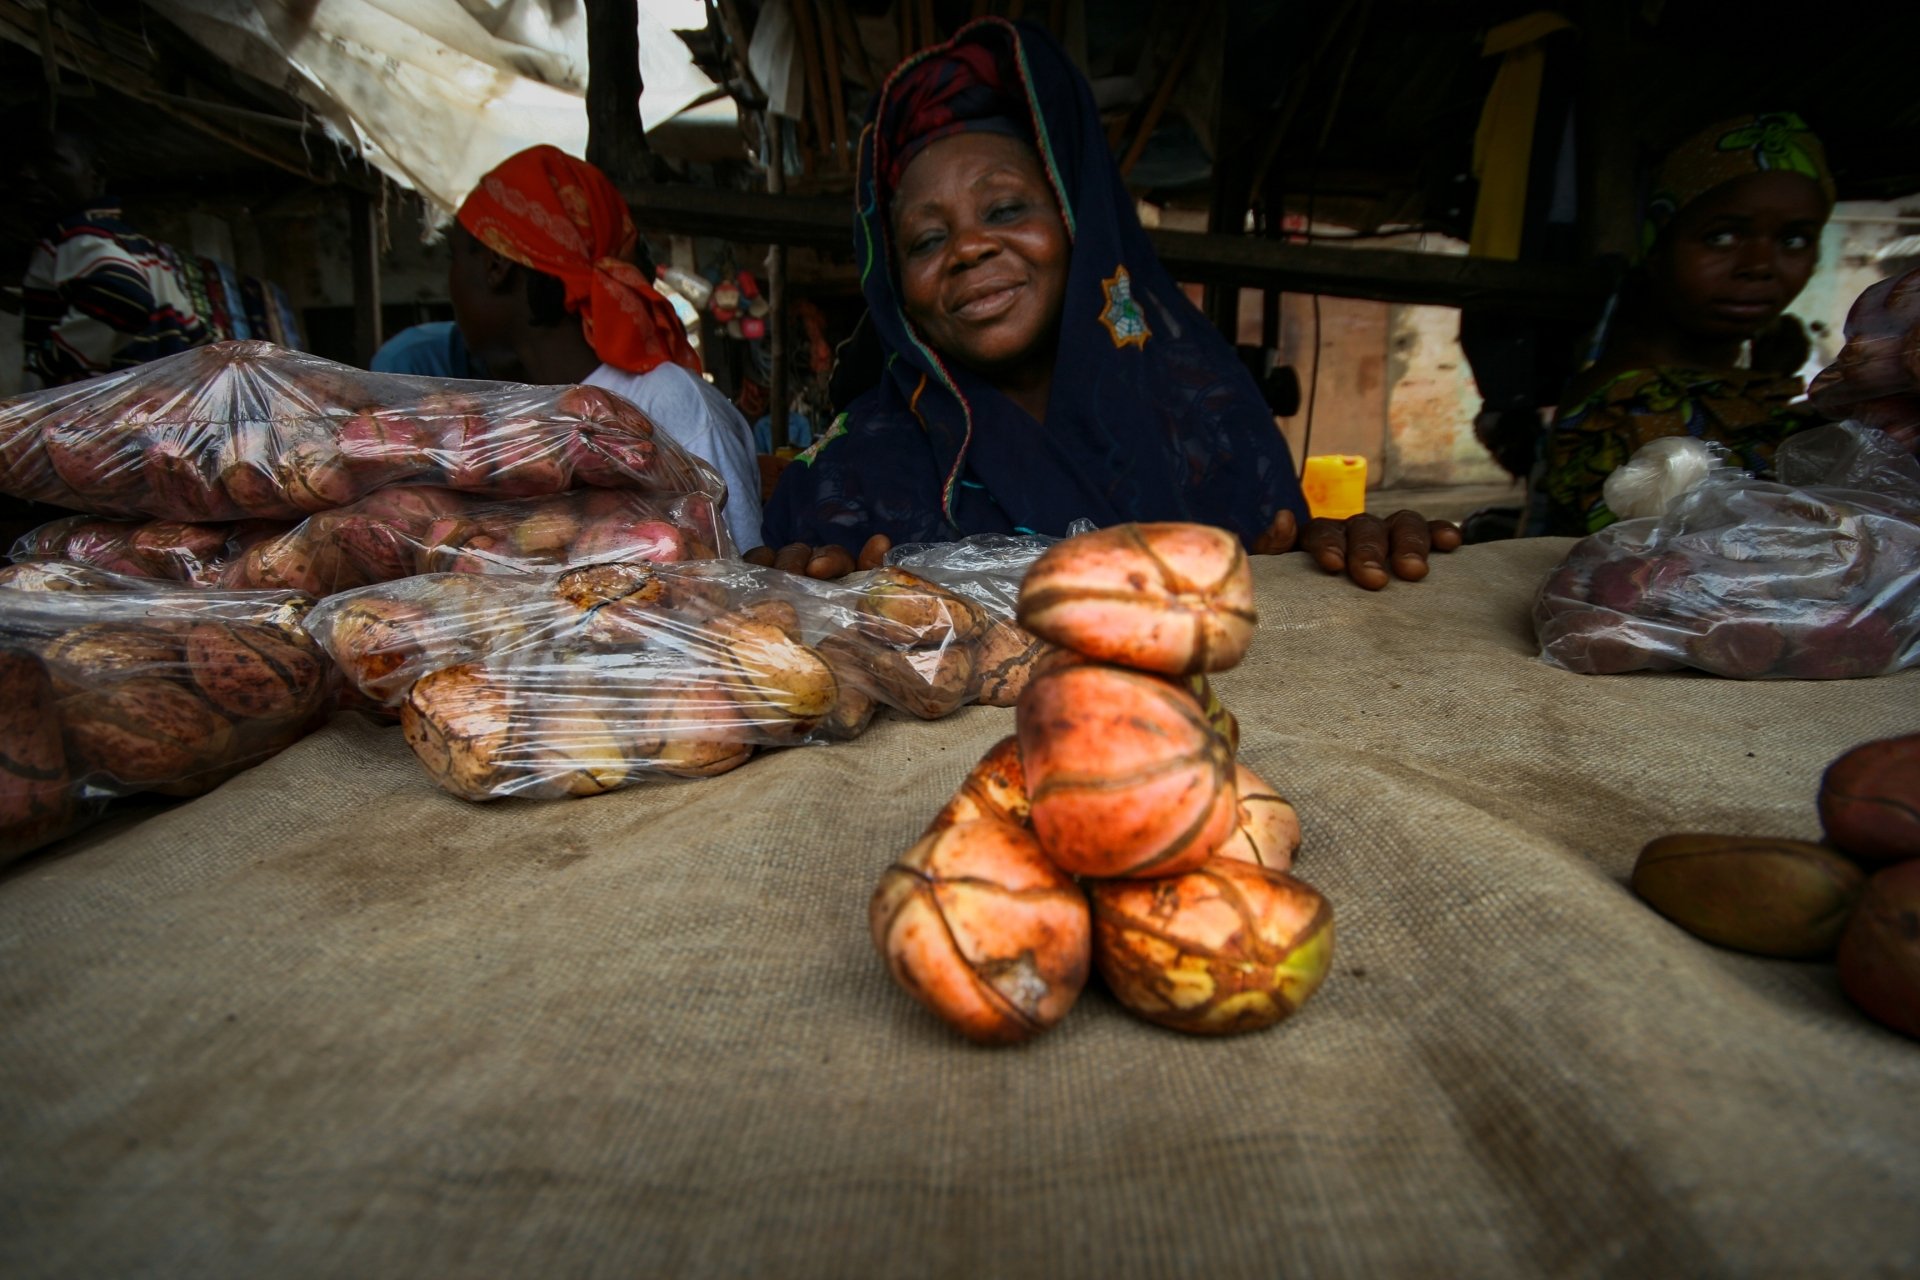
[
  {"xmin": 815, "ymin": 0, "xmax": 850, "ymax": 171},
  {"xmin": 789, "ymin": 0, "xmax": 833, "ymax": 173},
  {"xmin": 350, "ymin": 189, "xmax": 383, "ymax": 365},
  {"xmin": 1580, "ymin": 7, "xmax": 1638, "ymax": 263},
  {"xmin": 766, "ymin": 113, "xmax": 790, "ymax": 453},
  {"xmin": 585, "ymin": 0, "xmax": 656, "ymax": 186}
]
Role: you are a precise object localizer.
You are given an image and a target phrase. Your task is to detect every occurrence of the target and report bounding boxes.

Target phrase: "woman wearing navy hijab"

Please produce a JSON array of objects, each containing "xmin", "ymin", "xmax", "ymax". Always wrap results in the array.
[{"xmin": 758, "ymin": 18, "xmax": 1456, "ymax": 587}]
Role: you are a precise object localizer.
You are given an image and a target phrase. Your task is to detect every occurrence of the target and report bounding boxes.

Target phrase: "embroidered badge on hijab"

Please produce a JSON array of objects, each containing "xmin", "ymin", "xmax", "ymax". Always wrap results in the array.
[{"xmin": 1099, "ymin": 266, "xmax": 1150, "ymax": 349}]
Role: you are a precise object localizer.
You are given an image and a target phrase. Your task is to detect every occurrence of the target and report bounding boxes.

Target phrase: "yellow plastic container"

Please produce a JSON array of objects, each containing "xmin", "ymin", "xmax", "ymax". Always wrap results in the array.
[{"xmin": 1300, "ymin": 454, "xmax": 1368, "ymax": 520}]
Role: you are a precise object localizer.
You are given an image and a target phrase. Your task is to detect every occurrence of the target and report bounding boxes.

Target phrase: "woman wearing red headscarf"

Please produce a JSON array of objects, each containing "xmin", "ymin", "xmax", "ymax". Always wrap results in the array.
[{"xmin": 448, "ymin": 145, "xmax": 764, "ymax": 553}]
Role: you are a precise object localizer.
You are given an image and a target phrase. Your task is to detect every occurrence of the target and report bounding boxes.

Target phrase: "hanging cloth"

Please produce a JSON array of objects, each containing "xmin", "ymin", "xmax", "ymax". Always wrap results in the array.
[{"xmin": 1469, "ymin": 11, "xmax": 1573, "ymax": 261}]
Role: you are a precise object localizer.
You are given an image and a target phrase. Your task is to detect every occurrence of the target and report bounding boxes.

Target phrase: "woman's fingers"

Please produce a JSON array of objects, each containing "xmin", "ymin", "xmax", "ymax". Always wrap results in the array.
[
  {"xmin": 742, "ymin": 545, "xmax": 776, "ymax": 567},
  {"xmin": 1253, "ymin": 508, "xmax": 1298, "ymax": 555},
  {"xmin": 1385, "ymin": 509, "xmax": 1432, "ymax": 581},
  {"xmin": 1301, "ymin": 517, "xmax": 1349, "ymax": 574},
  {"xmin": 806, "ymin": 545, "xmax": 856, "ymax": 579},
  {"xmin": 1341, "ymin": 514, "xmax": 1392, "ymax": 590},
  {"xmin": 764, "ymin": 539, "xmax": 878, "ymax": 579},
  {"xmin": 1429, "ymin": 519, "xmax": 1463, "ymax": 553},
  {"xmin": 771, "ymin": 542, "xmax": 816, "ymax": 575}
]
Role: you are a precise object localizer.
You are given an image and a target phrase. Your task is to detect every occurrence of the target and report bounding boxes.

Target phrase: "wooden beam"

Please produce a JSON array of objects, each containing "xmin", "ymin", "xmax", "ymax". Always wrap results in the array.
[
  {"xmin": 1149, "ymin": 229, "xmax": 1612, "ymax": 317},
  {"xmin": 585, "ymin": 0, "xmax": 658, "ymax": 186},
  {"xmin": 1579, "ymin": 4, "xmax": 1638, "ymax": 262},
  {"xmin": 618, "ymin": 182, "xmax": 1615, "ymax": 316},
  {"xmin": 0, "ymin": 0, "xmax": 358, "ymax": 188},
  {"xmin": 350, "ymin": 190, "xmax": 384, "ymax": 366}
]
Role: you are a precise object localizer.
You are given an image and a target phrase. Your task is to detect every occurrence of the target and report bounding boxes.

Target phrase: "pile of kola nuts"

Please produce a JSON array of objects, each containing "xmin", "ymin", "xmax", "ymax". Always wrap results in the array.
[{"xmin": 870, "ymin": 522, "xmax": 1336, "ymax": 1045}]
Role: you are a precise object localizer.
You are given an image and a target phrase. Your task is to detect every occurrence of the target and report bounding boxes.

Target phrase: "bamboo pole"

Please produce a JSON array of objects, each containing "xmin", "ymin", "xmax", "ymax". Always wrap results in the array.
[
  {"xmin": 790, "ymin": 0, "xmax": 832, "ymax": 176},
  {"xmin": 765, "ymin": 112, "xmax": 790, "ymax": 453},
  {"xmin": 814, "ymin": 0, "xmax": 850, "ymax": 170}
]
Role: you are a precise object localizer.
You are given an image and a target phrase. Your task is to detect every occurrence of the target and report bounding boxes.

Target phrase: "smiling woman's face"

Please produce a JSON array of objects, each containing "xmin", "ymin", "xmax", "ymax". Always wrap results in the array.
[{"xmin": 890, "ymin": 131, "xmax": 1069, "ymax": 387}]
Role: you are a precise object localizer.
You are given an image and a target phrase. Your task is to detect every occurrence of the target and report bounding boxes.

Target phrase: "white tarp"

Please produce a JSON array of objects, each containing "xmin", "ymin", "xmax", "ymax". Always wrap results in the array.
[{"xmin": 149, "ymin": 0, "xmax": 726, "ymax": 215}]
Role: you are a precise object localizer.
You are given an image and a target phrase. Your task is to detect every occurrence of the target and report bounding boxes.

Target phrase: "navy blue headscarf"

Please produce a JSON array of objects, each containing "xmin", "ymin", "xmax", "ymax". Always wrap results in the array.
[{"xmin": 762, "ymin": 17, "xmax": 1307, "ymax": 553}]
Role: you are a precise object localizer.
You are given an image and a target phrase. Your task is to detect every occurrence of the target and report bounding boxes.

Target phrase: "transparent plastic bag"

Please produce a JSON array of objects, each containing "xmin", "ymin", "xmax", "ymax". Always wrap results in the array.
[
  {"xmin": 1807, "ymin": 268, "xmax": 1920, "ymax": 449},
  {"xmin": 12, "ymin": 515, "xmax": 284, "ymax": 585},
  {"xmin": 13, "ymin": 487, "xmax": 728, "ymax": 598},
  {"xmin": 1534, "ymin": 424, "xmax": 1920, "ymax": 678},
  {"xmin": 307, "ymin": 552, "xmax": 1054, "ymax": 801},
  {"xmin": 0, "ymin": 565, "xmax": 336, "ymax": 860},
  {"xmin": 217, "ymin": 486, "xmax": 727, "ymax": 595},
  {"xmin": 0, "ymin": 340, "xmax": 725, "ymax": 521}
]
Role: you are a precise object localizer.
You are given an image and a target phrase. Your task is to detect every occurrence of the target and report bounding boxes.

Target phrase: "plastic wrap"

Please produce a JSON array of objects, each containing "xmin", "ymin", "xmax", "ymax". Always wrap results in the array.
[
  {"xmin": 13, "ymin": 486, "xmax": 728, "ymax": 598},
  {"xmin": 1534, "ymin": 424, "xmax": 1920, "ymax": 678},
  {"xmin": 0, "ymin": 565, "xmax": 336, "ymax": 861},
  {"xmin": 307, "ymin": 548, "xmax": 1055, "ymax": 801},
  {"xmin": 1600, "ymin": 436, "xmax": 1719, "ymax": 521},
  {"xmin": 12, "ymin": 515, "xmax": 286, "ymax": 585},
  {"xmin": 1808, "ymin": 268, "xmax": 1920, "ymax": 450},
  {"xmin": 0, "ymin": 340, "xmax": 726, "ymax": 521}
]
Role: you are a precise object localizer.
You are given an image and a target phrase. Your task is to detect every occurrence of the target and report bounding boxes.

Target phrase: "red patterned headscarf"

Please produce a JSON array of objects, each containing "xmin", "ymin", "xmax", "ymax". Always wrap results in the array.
[
  {"xmin": 456, "ymin": 145, "xmax": 700, "ymax": 375},
  {"xmin": 877, "ymin": 39, "xmax": 1028, "ymax": 198}
]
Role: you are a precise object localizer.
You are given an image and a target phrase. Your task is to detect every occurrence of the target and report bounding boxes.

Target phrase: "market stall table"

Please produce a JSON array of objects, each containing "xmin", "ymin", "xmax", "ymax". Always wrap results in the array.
[{"xmin": 4, "ymin": 537, "xmax": 1918, "ymax": 1277}]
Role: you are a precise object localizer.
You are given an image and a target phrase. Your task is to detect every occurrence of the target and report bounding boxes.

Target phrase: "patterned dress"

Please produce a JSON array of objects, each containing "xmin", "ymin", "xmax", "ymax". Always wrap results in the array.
[{"xmin": 1525, "ymin": 366, "xmax": 1820, "ymax": 536}]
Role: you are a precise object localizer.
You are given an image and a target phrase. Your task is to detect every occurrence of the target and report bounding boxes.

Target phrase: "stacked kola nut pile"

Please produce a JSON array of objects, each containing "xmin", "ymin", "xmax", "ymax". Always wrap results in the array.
[{"xmin": 872, "ymin": 522, "xmax": 1336, "ymax": 1044}]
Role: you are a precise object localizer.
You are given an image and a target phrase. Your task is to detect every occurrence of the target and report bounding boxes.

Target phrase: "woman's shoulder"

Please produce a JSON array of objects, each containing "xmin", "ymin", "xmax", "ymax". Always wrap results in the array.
[{"xmin": 589, "ymin": 361, "xmax": 747, "ymax": 432}]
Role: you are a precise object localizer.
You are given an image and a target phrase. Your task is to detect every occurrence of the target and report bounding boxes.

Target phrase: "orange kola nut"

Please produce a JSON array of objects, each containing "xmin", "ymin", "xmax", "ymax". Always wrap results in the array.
[
  {"xmin": 856, "ymin": 567, "xmax": 991, "ymax": 648},
  {"xmin": 1017, "ymin": 662, "xmax": 1236, "ymax": 878},
  {"xmin": 709, "ymin": 616, "xmax": 839, "ymax": 723},
  {"xmin": 925, "ymin": 735, "xmax": 1031, "ymax": 836},
  {"xmin": 401, "ymin": 663, "xmax": 518, "ymax": 800},
  {"xmin": 1089, "ymin": 859, "xmax": 1335, "ymax": 1036},
  {"xmin": 630, "ymin": 682, "xmax": 756, "ymax": 778},
  {"xmin": 1016, "ymin": 522, "xmax": 1256, "ymax": 675},
  {"xmin": 1213, "ymin": 763, "xmax": 1301, "ymax": 872},
  {"xmin": 318, "ymin": 597, "xmax": 433, "ymax": 702},
  {"xmin": 972, "ymin": 620, "xmax": 1052, "ymax": 708},
  {"xmin": 871, "ymin": 818, "xmax": 1092, "ymax": 1045}
]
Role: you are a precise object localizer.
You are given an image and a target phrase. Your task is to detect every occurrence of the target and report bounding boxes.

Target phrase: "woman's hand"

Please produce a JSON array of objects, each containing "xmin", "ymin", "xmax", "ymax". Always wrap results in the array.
[
  {"xmin": 744, "ymin": 534, "xmax": 893, "ymax": 579},
  {"xmin": 1255, "ymin": 509, "xmax": 1461, "ymax": 589}
]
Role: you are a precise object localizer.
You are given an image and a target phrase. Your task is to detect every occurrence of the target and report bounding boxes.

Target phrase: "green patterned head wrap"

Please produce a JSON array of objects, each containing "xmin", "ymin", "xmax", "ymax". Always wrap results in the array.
[{"xmin": 1642, "ymin": 112, "xmax": 1834, "ymax": 256}]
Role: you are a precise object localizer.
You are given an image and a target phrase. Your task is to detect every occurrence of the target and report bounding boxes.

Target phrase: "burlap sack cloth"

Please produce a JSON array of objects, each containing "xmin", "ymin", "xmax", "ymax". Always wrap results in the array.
[{"xmin": 4, "ymin": 538, "xmax": 1918, "ymax": 1278}]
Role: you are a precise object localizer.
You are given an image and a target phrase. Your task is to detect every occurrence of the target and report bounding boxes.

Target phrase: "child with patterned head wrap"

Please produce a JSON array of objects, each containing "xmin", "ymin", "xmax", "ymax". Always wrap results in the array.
[
  {"xmin": 1526, "ymin": 113, "xmax": 1835, "ymax": 536},
  {"xmin": 447, "ymin": 145, "xmax": 764, "ymax": 553}
]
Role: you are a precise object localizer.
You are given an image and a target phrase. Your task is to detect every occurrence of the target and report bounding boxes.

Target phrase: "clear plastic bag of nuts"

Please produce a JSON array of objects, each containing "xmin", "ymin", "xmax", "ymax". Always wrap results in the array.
[
  {"xmin": 0, "ymin": 339, "xmax": 725, "ymax": 522},
  {"xmin": 12, "ymin": 486, "xmax": 731, "ymax": 597},
  {"xmin": 0, "ymin": 562, "xmax": 336, "ymax": 862},
  {"xmin": 1807, "ymin": 266, "xmax": 1920, "ymax": 451},
  {"xmin": 1534, "ymin": 423, "xmax": 1920, "ymax": 678},
  {"xmin": 306, "ymin": 550, "xmax": 1056, "ymax": 801}
]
